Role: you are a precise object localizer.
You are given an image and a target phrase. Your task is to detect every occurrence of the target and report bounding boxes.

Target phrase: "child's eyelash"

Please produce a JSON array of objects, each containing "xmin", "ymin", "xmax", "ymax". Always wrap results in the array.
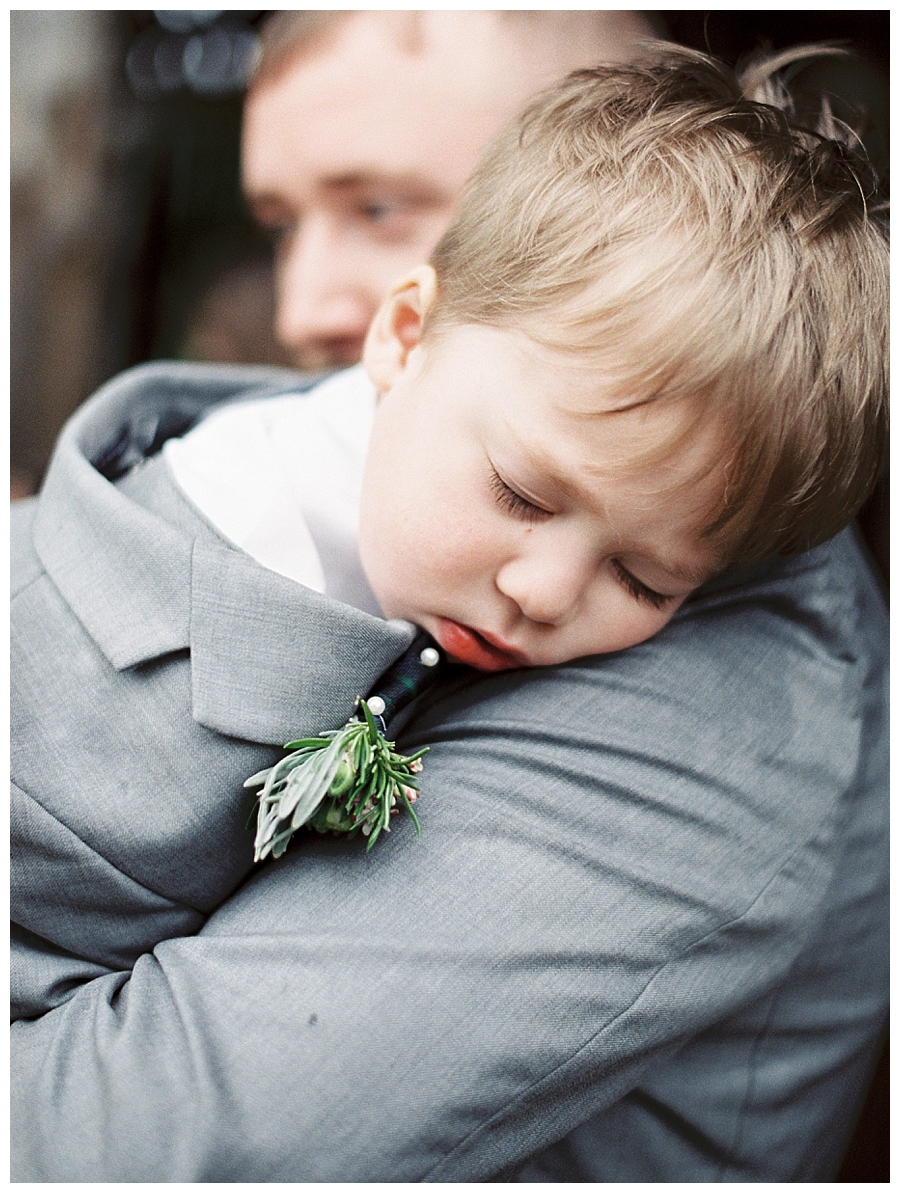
[
  {"xmin": 489, "ymin": 468, "xmax": 550, "ymax": 522},
  {"xmin": 488, "ymin": 469, "xmax": 672, "ymax": 609},
  {"xmin": 612, "ymin": 560, "xmax": 673, "ymax": 610}
]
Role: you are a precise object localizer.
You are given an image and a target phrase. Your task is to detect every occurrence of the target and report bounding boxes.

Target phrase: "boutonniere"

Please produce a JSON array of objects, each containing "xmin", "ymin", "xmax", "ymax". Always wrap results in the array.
[{"xmin": 245, "ymin": 633, "xmax": 443, "ymax": 861}]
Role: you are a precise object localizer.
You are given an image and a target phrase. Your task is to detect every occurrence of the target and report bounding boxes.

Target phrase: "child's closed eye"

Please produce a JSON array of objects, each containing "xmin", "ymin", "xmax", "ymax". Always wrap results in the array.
[
  {"xmin": 611, "ymin": 560, "xmax": 674, "ymax": 610},
  {"xmin": 489, "ymin": 465, "xmax": 676, "ymax": 610},
  {"xmin": 489, "ymin": 467, "xmax": 551, "ymax": 523}
]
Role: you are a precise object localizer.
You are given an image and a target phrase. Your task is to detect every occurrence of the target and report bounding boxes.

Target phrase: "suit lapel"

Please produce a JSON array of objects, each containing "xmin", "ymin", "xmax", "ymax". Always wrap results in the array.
[
  {"xmin": 190, "ymin": 537, "xmax": 414, "ymax": 743},
  {"xmin": 34, "ymin": 362, "xmax": 416, "ymax": 746},
  {"xmin": 34, "ymin": 408, "xmax": 194, "ymax": 668}
]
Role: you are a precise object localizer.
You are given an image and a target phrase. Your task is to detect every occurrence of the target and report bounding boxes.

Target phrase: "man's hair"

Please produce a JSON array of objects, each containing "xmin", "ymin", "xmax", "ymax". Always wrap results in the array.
[
  {"xmin": 252, "ymin": 10, "xmax": 341, "ymax": 83},
  {"xmin": 252, "ymin": 10, "xmax": 662, "ymax": 89},
  {"xmin": 428, "ymin": 45, "xmax": 889, "ymax": 568}
]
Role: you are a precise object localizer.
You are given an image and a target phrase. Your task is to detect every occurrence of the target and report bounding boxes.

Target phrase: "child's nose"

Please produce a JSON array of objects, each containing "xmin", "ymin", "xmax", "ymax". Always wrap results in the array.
[{"xmin": 495, "ymin": 550, "xmax": 591, "ymax": 627}]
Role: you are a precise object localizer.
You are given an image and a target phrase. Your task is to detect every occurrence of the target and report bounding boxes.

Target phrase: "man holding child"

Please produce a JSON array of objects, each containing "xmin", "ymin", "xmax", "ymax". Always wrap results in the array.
[{"xmin": 11, "ymin": 20, "xmax": 888, "ymax": 1184}]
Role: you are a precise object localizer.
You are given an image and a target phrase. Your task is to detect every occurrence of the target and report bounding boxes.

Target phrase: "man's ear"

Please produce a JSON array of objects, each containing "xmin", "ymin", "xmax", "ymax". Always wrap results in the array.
[{"xmin": 363, "ymin": 265, "xmax": 438, "ymax": 394}]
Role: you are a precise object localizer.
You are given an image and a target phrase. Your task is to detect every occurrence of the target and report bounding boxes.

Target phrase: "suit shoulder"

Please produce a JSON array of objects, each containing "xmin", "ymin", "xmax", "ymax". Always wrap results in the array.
[{"xmin": 89, "ymin": 360, "xmax": 320, "ymax": 408}]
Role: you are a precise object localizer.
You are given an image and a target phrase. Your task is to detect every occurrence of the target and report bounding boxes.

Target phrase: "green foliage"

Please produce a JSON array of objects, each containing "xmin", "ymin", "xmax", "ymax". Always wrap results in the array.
[{"xmin": 245, "ymin": 699, "xmax": 428, "ymax": 862}]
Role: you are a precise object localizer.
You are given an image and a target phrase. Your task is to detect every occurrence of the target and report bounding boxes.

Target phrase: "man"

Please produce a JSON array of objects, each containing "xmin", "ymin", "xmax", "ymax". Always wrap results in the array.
[
  {"xmin": 11, "ymin": 16, "xmax": 888, "ymax": 1184},
  {"xmin": 241, "ymin": 10, "xmax": 657, "ymax": 370}
]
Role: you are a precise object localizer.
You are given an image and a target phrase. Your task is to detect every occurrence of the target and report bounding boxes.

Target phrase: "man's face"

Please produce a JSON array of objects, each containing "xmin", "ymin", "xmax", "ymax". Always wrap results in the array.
[
  {"xmin": 242, "ymin": 13, "xmax": 618, "ymax": 371},
  {"xmin": 359, "ymin": 312, "xmax": 727, "ymax": 671}
]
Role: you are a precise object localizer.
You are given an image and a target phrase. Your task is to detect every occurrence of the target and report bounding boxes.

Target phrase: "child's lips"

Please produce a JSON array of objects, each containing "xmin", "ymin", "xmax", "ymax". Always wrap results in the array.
[{"xmin": 433, "ymin": 618, "xmax": 528, "ymax": 671}]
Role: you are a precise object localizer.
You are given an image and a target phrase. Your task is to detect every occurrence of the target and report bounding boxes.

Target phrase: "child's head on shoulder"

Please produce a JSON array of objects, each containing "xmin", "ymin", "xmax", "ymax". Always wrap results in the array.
[{"xmin": 358, "ymin": 45, "xmax": 888, "ymax": 671}]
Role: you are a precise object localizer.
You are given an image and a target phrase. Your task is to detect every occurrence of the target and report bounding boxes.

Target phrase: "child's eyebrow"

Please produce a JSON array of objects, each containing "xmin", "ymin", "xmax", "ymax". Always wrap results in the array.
[{"xmin": 651, "ymin": 558, "xmax": 714, "ymax": 588}]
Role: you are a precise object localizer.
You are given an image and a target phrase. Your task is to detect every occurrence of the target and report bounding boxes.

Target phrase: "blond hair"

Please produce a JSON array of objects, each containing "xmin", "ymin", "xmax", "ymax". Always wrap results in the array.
[{"xmin": 429, "ymin": 45, "xmax": 889, "ymax": 567}]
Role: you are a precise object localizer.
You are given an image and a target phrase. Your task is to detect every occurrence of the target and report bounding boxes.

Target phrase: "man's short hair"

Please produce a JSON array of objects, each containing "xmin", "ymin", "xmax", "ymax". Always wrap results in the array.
[
  {"xmin": 252, "ymin": 10, "xmax": 341, "ymax": 83},
  {"xmin": 427, "ymin": 45, "xmax": 889, "ymax": 568},
  {"xmin": 252, "ymin": 10, "xmax": 662, "ymax": 89}
]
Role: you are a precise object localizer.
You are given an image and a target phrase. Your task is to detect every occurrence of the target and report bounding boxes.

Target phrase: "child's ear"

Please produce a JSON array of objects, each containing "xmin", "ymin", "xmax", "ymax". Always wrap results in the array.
[{"xmin": 363, "ymin": 265, "xmax": 438, "ymax": 394}]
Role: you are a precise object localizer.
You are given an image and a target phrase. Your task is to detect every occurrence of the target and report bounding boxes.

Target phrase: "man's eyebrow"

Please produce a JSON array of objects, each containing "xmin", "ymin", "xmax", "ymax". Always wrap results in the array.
[
  {"xmin": 245, "ymin": 174, "xmax": 450, "ymax": 220},
  {"xmin": 321, "ymin": 171, "xmax": 449, "ymax": 200}
]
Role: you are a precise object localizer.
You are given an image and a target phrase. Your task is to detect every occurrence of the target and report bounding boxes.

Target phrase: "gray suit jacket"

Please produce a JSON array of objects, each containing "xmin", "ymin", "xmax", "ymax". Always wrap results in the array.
[
  {"xmin": 11, "ymin": 363, "xmax": 889, "ymax": 1182},
  {"xmin": 12, "ymin": 362, "xmax": 417, "ymax": 1017}
]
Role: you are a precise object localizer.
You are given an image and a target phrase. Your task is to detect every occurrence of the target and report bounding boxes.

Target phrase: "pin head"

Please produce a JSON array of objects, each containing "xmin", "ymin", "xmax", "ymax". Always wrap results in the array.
[
  {"xmin": 367, "ymin": 696, "xmax": 386, "ymax": 716},
  {"xmin": 419, "ymin": 646, "xmax": 440, "ymax": 667}
]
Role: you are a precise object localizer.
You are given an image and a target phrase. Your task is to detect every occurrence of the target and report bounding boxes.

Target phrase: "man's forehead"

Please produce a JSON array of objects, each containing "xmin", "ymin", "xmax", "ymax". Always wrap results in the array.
[
  {"xmin": 254, "ymin": 13, "xmax": 533, "ymax": 113},
  {"xmin": 244, "ymin": 12, "xmax": 576, "ymax": 189}
]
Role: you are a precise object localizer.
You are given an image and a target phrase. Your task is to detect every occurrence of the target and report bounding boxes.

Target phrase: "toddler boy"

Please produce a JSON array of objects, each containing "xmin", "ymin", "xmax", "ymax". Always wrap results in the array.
[
  {"xmin": 12, "ymin": 46, "xmax": 887, "ymax": 1019},
  {"xmin": 174, "ymin": 44, "xmax": 888, "ymax": 668}
]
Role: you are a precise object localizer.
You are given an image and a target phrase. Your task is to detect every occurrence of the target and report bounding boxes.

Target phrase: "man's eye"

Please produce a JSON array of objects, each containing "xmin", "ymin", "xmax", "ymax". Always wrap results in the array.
[
  {"xmin": 355, "ymin": 197, "xmax": 414, "ymax": 232},
  {"xmin": 353, "ymin": 195, "xmax": 434, "ymax": 243},
  {"xmin": 489, "ymin": 468, "xmax": 550, "ymax": 523},
  {"xmin": 361, "ymin": 200, "xmax": 399, "ymax": 224},
  {"xmin": 611, "ymin": 560, "xmax": 673, "ymax": 610}
]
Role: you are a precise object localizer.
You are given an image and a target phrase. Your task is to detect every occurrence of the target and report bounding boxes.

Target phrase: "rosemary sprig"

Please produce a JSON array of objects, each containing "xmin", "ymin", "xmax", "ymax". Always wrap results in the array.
[{"xmin": 245, "ymin": 698, "xmax": 428, "ymax": 861}]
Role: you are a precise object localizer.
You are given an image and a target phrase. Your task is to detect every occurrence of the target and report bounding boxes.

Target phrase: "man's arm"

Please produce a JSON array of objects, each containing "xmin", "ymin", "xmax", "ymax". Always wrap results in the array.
[{"xmin": 13, "ymin": 556, "xmax": 881, "ymax": 1182}]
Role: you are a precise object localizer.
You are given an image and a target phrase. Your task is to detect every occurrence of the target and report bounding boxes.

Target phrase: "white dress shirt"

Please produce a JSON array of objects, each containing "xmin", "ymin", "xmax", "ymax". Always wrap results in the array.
[{"xmin": 163, "ymin": 365, "xmax": 382, "ymax": 615}]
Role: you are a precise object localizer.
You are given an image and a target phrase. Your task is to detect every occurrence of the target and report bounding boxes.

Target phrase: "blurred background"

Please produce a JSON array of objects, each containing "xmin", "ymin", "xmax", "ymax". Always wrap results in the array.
[
  {"xmin": 9, "ymin": 11, "xmax": 889, "ymax": 500},
  {"xmin": 7, "ymin": 10, "xmax": 889, "ymax": 1179},
  {"xmin": 11, "ymin": 10, "xmax": 280, "ymax": 498}
]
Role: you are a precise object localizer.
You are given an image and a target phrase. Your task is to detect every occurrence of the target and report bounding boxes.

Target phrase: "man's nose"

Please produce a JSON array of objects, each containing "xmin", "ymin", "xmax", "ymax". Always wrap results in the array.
[
  {"xmin": 274, "ymin": 217, "xmax": 374, "ymax": 366},
  {"xmin": 495, "ymin": 547, "xmax": 593, "ymax": 627}
]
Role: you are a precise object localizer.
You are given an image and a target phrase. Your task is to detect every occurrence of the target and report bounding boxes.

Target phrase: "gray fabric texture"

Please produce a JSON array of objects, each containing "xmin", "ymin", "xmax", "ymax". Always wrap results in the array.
[
  {"xmin": 11, "ymin": 363, "xmax": 415, "ymax": 1014},
  {"xmin": 10, "ymin": 362, "xmax": 889, "ymax": 1182}
]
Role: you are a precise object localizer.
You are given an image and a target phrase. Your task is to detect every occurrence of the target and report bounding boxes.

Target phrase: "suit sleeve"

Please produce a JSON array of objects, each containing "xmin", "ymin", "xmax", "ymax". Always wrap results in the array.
[{"xmin": 9, "ymin": 584, "xmax": 879, "ymax": 1181}]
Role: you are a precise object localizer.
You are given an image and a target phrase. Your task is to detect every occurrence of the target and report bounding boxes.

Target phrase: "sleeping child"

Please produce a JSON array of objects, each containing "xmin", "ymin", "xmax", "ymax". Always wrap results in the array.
[{"xmin": 11, "ymin": 45, "xmax": 888, "ymax": 1018}]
